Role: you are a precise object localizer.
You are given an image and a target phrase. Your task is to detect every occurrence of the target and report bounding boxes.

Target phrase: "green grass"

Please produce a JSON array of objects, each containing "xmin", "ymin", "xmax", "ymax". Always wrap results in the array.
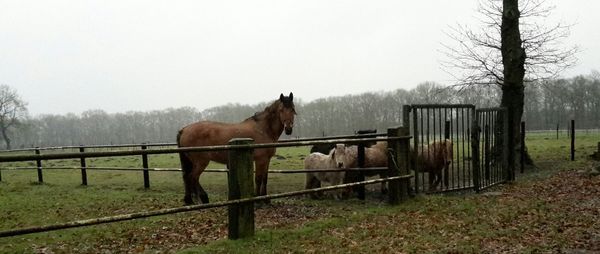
[
  {"xmin": 1, "ymin": 132, "xmax": 599, "ymax": 253},
  {"xmin": 0, "ymin": 145, "xmax": 312, "ymax": 253}
]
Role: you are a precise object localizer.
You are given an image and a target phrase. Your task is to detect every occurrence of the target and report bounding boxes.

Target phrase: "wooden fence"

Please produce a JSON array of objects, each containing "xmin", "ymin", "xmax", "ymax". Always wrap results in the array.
[
  {"xmin": 0, "ymin": 127, "xmax": 412, "ymax": 239},
  {"xmin": 0, "ymin": 132, "xmax": 386, "ymax": 187}
]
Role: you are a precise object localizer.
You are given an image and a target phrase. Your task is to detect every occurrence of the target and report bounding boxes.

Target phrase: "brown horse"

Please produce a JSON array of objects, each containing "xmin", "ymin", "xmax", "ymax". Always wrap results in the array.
[
  {"xmin": 412, "ymin": 139, "xmax": 453, "ymax": 191},
  {"xmin": 177, "ymin": 93, "xmax": 296, "ymax": 204}
]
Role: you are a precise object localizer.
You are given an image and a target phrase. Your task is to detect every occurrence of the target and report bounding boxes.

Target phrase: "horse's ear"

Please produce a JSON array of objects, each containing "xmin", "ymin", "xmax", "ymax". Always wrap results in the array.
[
  {"xmin": 280, "ymin": 93, "xmax": 284, "ymax": 101},
  {"xmin": 289, "ymin": 92, "xmax": 293, "ymax": 101}
]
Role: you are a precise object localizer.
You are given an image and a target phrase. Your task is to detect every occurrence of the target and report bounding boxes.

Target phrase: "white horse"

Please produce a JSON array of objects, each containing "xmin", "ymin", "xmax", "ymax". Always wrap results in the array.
[{"xmin": 304, "ymin": 144, "xmax": 352, "ymax": 199}]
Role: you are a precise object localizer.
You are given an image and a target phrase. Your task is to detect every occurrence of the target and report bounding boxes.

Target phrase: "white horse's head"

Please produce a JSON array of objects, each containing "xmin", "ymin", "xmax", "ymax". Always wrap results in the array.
[{"xmin": 331, "ymin": 144, "xmax": 351, "ymax": 168}]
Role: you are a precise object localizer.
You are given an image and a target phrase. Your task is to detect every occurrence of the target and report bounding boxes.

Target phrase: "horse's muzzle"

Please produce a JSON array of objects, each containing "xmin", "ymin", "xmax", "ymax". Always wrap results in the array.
[{"xmin": 285, "ymin": 127, "xmax": 293, "ymax": 135}]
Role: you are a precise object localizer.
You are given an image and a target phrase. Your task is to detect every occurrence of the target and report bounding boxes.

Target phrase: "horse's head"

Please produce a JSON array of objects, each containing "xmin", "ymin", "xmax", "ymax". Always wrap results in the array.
[
  {"xmin": 278, "ymin": 92, "xmax": 296, "ymax": 135},
  {"xmin": 332, "ymin": 144, "xmax": 348, "ymax": 168}
]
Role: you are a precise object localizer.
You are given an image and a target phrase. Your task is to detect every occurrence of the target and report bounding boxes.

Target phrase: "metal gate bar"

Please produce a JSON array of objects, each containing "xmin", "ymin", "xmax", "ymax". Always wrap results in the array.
[
  {"xmin": 474, "ymin": 107, "xmax": 508, "ymax": 192},
  {"xmin": 406, "ymin": 104, "xmax": 476, "ymax": 194}
]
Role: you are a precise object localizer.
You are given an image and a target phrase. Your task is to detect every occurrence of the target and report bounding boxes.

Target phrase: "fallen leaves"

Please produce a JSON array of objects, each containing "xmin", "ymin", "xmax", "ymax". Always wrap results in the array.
[{"xmin": 24, "ymin": 164, "xmax": 600, "ymax": 253}]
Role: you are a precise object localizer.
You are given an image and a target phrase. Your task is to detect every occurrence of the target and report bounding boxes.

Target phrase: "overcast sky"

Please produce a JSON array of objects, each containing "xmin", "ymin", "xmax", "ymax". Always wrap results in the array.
[{"xmin": 1, "ymin": 0, "xmax": 598, "ymax": 116}]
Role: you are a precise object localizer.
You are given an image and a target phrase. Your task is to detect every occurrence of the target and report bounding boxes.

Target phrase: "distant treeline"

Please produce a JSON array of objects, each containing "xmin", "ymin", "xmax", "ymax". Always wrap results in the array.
[{"xmin": 9, "ymin": 74, "xmax": 600, "ymax": 148}]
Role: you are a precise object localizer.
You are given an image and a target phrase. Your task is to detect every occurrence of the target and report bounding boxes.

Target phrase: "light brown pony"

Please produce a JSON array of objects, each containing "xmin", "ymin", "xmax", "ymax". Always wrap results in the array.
[
  {"xmin": 335, "ymin": 141, "xmax": 389, "ymax": 195},
  {"xmin": 413, "ymin": 139, "xmax": 453, "ymax": 191},
  {"xmin": 177, "ymin": 93, "xmax": 296, "ymax": 204}
]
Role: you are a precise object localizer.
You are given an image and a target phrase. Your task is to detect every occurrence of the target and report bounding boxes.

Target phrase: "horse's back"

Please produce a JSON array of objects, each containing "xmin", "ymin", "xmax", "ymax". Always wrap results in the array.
[
  {"xmin": 415, "ymin": 139, "xmax": 453, "ymax": 173},
  {"xmin": 178, "ymin": 120, "xmax": 272, "ymax": 164},
  {"xmin": 365, "ymin": 142, "xmax": 388, "ymax": 167},
  {"xmin": 178, "ymin": 121, "xmax": 245, "ymax": 147},
  {"xmin": 304, "ymin": 152, "xmax": 330, "ymax": 169}
]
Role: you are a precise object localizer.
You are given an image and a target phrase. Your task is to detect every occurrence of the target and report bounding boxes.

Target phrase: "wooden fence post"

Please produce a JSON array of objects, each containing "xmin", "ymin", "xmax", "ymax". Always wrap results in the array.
[
  {"xmin": 227, "ymin": 138, "xmax": 255, "ymax": 239},
  {"xmin": 35, "ymin": 148, "xmax": 43, "ymax": 183},
  {"xmin": 387, "ymin": 127, "xmax": 410, "ymax": 205},
  {"xmin": 356, "ymin": 129, "xmax": 377, "ymax": 200},
  {"xmin": 80, "ymin": 146, "xmax": 87, "ymax": 186},
  {"xmin": 141, "ymin": 144, "xmax": 150, "ymax": 189},
  {"xmin": 571, "ymin": 120, "xmax": 575, "ymax": 161},
  {"xmin": 357, "ymin": 143, "xmax": 366, "ymax": 200},
  {"xmin": 387, "ymin": 127, "xmax": 400, "ymax": 204}
]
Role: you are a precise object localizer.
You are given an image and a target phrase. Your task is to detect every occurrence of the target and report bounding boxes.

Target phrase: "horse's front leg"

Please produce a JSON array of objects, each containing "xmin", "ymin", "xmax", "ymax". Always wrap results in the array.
[
  {"xmin": 254, "ymin": 173, "xmax": 263, "ymax": 197},
  {"xmin": 254, "ymin": 159, "xmax": 270, "ymax": 198},
  {"xmin": 380, "ymin": 173, "xmax": 389, "ymax": 195}
]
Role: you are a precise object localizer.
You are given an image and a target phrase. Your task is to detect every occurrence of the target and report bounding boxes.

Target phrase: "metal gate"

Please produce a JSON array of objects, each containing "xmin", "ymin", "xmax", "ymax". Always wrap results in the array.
[
  {"xmin": 404, "ymin": 104, "xmax": 508, "ymax": 194},
  {"xmin": 473, "ymin": 108, "xmax": 509, "ymax": 192},
  {"xmin": 403, "ymin": 104, "xmax": 476, "ymax": 193}
]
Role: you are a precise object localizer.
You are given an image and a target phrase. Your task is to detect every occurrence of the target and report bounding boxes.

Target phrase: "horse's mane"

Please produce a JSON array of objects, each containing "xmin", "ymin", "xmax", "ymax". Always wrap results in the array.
[
  {"xmin": 246, "ymin": 96, "xmax": 295, "ymax": 122},
  {"xmin": 246, "ymin": 100, "xmax": 279, "ymax": 122}
]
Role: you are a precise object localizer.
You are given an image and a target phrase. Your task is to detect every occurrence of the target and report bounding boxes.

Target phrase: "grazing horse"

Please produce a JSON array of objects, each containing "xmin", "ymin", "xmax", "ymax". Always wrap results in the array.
[
  {"xmin": 304, "ymin": 144, "xmax": 352, "ymax": 199},
  {"xmin": 177, "ymin": 93, "xmax": 296, "ymax": 204}
]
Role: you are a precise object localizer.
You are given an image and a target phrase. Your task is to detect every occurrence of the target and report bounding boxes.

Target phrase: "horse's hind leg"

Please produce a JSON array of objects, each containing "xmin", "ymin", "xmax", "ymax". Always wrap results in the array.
[
  {"xmin": 431, "ymin": 171, "xmax": 442, "ymax": 191},
  {"xmin": 180, "ymin": 152, "xmax": 197, "ymax": 205},
  {"xmin": 428, "ymin": 171, "xmax": 436, "ymax": 192},
  {"xmin": 190, "ymin": 160, "xmax": 210, "ymax": 204},
  {"xmin": 305, "ymin": 173, "xmax": 322, "ymax": 199},
  {"xmin": 197, "ymin": 183, "xmax": 209, "ymax": 204},
  {"xmin": 182, "ymin": 172, "xmax": 194, "ymax": 205}
]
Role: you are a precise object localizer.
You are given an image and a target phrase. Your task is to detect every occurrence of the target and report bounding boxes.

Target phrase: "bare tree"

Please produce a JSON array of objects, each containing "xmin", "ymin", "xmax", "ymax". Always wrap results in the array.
[
  {"xmin": 442, "ymin": 0, "xmax": 578, "ymax": 87},
  {"xmin": 442, "ymin": 0, "xmax": 578, "ymax": 170},
  {"xmin": 0, "ymin": 85, "xmax": 28, "ymax": 149}
]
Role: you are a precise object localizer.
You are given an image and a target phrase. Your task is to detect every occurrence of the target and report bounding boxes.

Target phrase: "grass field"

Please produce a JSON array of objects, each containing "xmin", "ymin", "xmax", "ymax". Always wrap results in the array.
[{"xmin": 0, "ymin": 132, "xmax": 599, "ymax": 253}]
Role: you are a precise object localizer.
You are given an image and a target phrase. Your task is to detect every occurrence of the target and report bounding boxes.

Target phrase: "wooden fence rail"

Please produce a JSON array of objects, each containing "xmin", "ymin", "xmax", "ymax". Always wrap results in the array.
[
  {"xmin": 0, "ymin": 136, "xmax": 405, "ymax": 188},
  {"xmin": 0, "ymin": 128, "xmax": 411, "ymax": 239},
  {"xmin": 0, "ymin": 166, "xmax": 388, "ymax": 174},
  {"xmin": 0, "ymin": 137, "xmax": 400, "ymax": 162},
  {"xmin": 0, "ymin": 133, "xmax": 387, "ymax": 153}
]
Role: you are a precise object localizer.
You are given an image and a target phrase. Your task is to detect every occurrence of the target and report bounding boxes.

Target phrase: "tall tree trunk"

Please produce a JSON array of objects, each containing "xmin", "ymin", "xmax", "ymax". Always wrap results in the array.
[
  {"xmin": 1, "ymin": 127, "xmax": 11, "ymax": 150},
  {"xmin": 500, "ymin": 0, "xmax": 526, "ymax": 176}
]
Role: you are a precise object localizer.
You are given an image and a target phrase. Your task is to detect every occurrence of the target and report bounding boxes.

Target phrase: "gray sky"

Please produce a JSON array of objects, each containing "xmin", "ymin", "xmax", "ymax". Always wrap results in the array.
[{"xmin": 1, "ymin": 0, "xmax": 598, "ymax": 116}]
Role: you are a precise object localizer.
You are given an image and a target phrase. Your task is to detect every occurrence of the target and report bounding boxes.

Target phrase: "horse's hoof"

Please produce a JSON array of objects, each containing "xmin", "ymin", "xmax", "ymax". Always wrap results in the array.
[
  {"xmin": 200, "ymin": 196, "xmax": 209, "ymax": 204},
  {"xmin": 254, "ymin": 199, "xmax": 271, "ymax": 208},
  {"xmin": 183, "ymin": 197, "xmax": 194, "ymax": 205}
]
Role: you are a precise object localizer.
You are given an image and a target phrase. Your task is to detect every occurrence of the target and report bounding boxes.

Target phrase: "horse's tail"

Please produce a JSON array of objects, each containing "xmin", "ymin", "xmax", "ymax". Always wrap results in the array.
[
  {"xmin": 177, "ymin": 129, "xmax": 193, "ymax": 173},
  {"xmin": 177, "ymin": 129, "xmax": 194, "ymax": 204}
]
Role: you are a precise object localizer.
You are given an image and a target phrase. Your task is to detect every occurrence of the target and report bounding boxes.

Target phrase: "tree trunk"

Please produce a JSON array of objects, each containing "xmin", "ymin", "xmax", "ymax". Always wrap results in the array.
[
  {"xmin": 1, "ymin": 127, "xmax": 11, "ymax": 150},
  {"xmin": 500, "ymin": 0, "xmax": 527, "ymax": 175}
]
